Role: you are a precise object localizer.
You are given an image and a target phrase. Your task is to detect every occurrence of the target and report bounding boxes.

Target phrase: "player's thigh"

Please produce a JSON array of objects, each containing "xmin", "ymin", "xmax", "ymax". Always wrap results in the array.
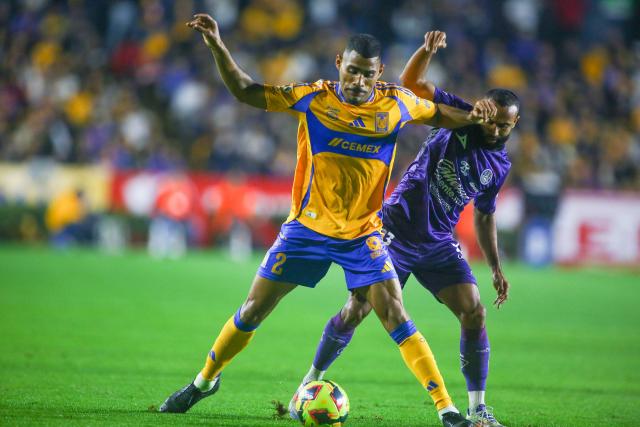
[
  {"xmin": 240, "ymin": 275, "xmax": 298, "ymax": 325},
  {"xmin": 436, "ymin": 283, "xmax": 482, "ymax": 317},
  {"xmin": 385, "ymin": 240, "xmax": 413, "ymax": 289},
  {"xmin": 341, "ymin": 243, "xmax": 411, "ymax": 327},
  {"xmin": 353, "ymin": 278, "xmax": 409, "ymax": 332}
]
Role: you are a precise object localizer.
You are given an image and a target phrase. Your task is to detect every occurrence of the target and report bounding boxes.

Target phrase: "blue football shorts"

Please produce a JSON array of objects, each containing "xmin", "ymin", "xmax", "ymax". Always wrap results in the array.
[{"xmin": 258, "ymin": 220, "xmax": 398, "ymax": 290}]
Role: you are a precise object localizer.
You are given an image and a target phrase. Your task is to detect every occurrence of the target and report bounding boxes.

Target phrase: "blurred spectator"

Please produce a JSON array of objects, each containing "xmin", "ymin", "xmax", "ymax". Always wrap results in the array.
[{"xmin": 45, "ymin": 189, "xmax": 95, "ymax": 247}]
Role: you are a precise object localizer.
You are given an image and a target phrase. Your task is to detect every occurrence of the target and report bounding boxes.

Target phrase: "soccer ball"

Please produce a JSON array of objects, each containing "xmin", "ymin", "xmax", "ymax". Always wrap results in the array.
[{"xmin": 293, "ymin": 380, "xmax": 349, "ymax": 426}]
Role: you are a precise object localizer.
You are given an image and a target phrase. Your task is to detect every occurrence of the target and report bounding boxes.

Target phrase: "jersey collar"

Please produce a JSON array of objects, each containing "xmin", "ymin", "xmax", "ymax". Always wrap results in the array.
[{"xmin": 335, "ymin": 83, "xmax": 375, "ymax": 104}]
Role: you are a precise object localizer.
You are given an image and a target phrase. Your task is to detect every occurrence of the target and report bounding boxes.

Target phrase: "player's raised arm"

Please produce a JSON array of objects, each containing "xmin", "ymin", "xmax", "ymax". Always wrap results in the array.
[
  {"xmin": 474, "ymin": 209, "xmax": 510, "ymax": 308},
  {"xmin": 187, "ymin": 14, "xmax": 266, "ymax": 109},
  {"xmin": 399, "ymin": 31, "xmax": 446, "ymax": 100},
  {"xmin": 427, "ymin": 99, "xmax": 498, "ymax": 129}
]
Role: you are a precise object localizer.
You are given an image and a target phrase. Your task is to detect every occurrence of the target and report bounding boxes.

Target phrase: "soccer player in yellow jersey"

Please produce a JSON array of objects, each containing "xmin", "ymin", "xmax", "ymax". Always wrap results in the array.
[{"xmin": 159, "ymin": 13, "xmax": 496, "ymax": 427}]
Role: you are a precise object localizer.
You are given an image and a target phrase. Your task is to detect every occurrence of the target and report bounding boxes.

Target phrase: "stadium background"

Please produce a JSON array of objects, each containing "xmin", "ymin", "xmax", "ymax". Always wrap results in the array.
[{"xmin": 1, "ymin": 1, "xmax": 639, "ymax": 426}]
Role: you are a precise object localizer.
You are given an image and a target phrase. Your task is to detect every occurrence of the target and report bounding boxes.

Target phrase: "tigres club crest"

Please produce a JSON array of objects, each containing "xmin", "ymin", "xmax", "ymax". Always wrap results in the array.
[
  {"xmin": 326, "ymin": 107, "xmax": 340, "ymax": 120},
  {"xmin": 375, "ymin": 112, "xmax": 389, "ymax": 133}
]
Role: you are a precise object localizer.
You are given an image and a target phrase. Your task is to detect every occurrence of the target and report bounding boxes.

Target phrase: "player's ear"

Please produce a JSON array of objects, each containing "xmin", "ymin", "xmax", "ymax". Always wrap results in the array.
[
  {"xmin": 377, "ymin": 62, "xmax": 384, "ymax": 79},
  {"xmin": 509, "ymin": 105, "xmax": 520, "ymax": 126},
  {"xmin": 335, "ymin": 54, "xmax": 342, "ymax": 71}
]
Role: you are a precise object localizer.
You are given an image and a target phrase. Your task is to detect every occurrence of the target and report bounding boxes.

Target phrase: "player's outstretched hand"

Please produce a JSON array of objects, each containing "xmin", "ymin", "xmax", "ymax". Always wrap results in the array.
[
  {"xmin": 469, "ymin": 99, "xmax": 497, "ymax": 124},
  {"xmin": 492, "ymin": 269, "xmax": 509, "ymax": 309},
  {"xmin": 424, "ymin": 31, "xmax": 447, "ymax": 54},
  {"xmin": 187, "ymin": 13, "xmax": 221, "ymax": 49}
]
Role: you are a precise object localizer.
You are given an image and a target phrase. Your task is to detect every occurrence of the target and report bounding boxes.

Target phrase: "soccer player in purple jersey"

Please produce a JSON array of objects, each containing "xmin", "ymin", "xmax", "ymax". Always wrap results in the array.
[{"xmin": 290, "ymin": 31, "xmax": 519, "ymax": 427}]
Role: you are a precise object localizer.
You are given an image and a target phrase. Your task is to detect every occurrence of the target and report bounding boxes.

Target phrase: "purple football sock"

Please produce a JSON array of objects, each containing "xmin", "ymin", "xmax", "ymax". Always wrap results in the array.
[
  {"xmin": 460, "ymin": 327, "xmax": 490, "ymax": 391},
  {"xmin": 312, "ymin": 312, "xmax": 356, "ymax": 371}
]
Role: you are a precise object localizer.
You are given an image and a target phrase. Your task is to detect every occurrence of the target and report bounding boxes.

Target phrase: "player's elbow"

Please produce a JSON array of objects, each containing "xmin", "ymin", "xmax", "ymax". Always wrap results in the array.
[
  {"xmin": 399, "ymin": 77, "xmax": 420, "ymax": 94},
  {"xmin": 232, "ymin": 90, "xmax": 251, "ymax": 105},
  {"xmin": 401, "ymin": 78, "xmax": 434, "ymax": 100},
  {"xmin": 398, "ymin": 72, "xmax": 412, "ymax": 89},
  {"xmin": 232, "ymin": 83, "xmax": 266, "ymax": 109}
]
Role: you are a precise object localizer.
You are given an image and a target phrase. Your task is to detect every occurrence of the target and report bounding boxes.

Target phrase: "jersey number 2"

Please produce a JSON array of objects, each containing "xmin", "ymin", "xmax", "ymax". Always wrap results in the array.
[{"xmin": 271, "ymin": 253, "xmax": 287, "ymax": 275}]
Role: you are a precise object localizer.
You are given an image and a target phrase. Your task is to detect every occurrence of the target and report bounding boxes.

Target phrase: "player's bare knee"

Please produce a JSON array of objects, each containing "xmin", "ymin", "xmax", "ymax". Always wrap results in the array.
[
  {"xmin": 379, "ymin": 299, "xmax": 409, "ymax": 330},
  {"xmin": 460, "ymin": 303, "xmax": 486, "ymax": 329}
]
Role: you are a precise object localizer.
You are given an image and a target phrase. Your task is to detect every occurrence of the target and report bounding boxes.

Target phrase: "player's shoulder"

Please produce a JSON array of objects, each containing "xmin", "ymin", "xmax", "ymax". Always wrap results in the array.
[
  {"xmin": 376, "ymin": 81, "xmax": 436, "ymax": 112},
  {"xmin": 304, "ymin": 79, "xmax": 334, "ymax": 92},
  {"xmin": 488, "ymin": 149, "xmax": 512, "ymax": 181},
  {"xmin": 283, "ymin": 80, "xmax": 329, "ymax": 95},
  {"xmin": 500, "ymin": 151, "xmax": 512, "ymax": 169},
  {"xmin": 375, "ymin": 81, "xmax": 418, "ymax": 98}
]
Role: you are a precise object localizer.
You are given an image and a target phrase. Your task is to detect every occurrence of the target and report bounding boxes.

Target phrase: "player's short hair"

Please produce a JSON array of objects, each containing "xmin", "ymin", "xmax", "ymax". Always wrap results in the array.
[
  {"xmin": 486, "ymin": 88, "xmax": 520, "ymax": 113},
  {"xmin": 345, "ymin": 34, "xmax": 382, "ymax": 59}
]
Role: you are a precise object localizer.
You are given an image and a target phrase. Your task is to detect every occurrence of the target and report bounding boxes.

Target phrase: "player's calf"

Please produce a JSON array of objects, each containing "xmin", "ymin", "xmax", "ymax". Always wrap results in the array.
[
  {"xmin": 366, "ymin": 280, "xmax": 466, "ymax": 419},
  {"xmin": 289, "ymin": 306, "xmax": 361, "ymax": 420}
]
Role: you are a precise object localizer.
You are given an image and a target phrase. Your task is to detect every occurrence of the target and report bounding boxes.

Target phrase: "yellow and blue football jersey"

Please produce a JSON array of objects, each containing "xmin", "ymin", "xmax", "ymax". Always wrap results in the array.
[{"xmin": 264, "ymin": 80, "xmax": 437, "ymax": 240}]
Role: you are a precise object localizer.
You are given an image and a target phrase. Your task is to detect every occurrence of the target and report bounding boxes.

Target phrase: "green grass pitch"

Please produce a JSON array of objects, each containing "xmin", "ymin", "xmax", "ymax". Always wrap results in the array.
[{"xmin": 1, "ymin": 245, "xmax": 639, "ymax": 426}]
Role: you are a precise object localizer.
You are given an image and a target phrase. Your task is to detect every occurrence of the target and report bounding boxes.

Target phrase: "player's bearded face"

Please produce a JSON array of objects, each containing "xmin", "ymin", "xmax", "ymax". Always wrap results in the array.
[
  {"xmin": 336, "ymin": 51, "xmax": 383, "ymax": 105},
  {"xmin": 480, "ymin": 104, "xmax": 519, "ymax": 145}
]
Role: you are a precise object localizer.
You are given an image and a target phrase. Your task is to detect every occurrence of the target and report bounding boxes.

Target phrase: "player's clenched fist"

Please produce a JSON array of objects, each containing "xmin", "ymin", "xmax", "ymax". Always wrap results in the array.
[
  {"xmin": 469, "ymin": 99, "xmax": 498, "ymax": 124},
  {"xmin": 187, "ymin": 14, "xmax": 221, "ymax": 48},
  {"xmin": 424, "ymin": 31, "xmax": 447, "ymax": 54}
]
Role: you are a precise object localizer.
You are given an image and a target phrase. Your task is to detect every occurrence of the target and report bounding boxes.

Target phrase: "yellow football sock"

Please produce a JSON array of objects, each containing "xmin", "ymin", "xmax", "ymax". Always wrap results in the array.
[
  {"xmin": 201, "ymin": 314, "xmax": 256, "ymax": 380},
  {"xmin": 398, "ymin": 332, "xmax": 453, "ymax": 411}
]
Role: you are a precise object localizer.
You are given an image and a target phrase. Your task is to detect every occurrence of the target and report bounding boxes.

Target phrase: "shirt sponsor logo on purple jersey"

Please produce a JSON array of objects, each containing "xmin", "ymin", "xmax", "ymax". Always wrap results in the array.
[{"xmin": 432, "ymin": 158, "xmax": 471, "ymax": 211}]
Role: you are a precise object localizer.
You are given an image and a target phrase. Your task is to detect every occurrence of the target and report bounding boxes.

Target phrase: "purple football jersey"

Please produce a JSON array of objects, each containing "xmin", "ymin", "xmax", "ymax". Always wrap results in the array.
[{"xmin": 382, "ymin": 87, "xmax": 511, "ymax": 253}]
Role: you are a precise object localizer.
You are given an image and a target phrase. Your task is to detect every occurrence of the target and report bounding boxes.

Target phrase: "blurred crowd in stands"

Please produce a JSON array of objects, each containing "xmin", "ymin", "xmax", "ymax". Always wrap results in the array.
[{"xmin": 2, "ymin": 0, "xmax": 639, "ymax": 191}]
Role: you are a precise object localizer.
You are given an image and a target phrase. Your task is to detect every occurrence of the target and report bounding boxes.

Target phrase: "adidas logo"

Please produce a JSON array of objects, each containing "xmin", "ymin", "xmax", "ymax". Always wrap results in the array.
[
  {"xmin": 348, "ymin": 117, "xmax": 366, "ymax": 128},
  {"xmin": 381, "ymin": 259, "xmax": 394, "ymax": 273}
]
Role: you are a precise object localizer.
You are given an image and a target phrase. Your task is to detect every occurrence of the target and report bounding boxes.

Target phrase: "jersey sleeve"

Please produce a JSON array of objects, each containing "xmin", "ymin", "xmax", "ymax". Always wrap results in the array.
[
  {"xmin": 263, "ymin": 81, "xmax": 324, "ymax": 113},
  {"xmin": 394, "ymin": 87, "xmax": 438, "ymax": 125},
  {"xmin": 433, "ymin": 86, "xmax": 473, "ymax": 112},
  {"xmin": 474, "ymin": 174, "xmax": 508, "ymax": 214}
]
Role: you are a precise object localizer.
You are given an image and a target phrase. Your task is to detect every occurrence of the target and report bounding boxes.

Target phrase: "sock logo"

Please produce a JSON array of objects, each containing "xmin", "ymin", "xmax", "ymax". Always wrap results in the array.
[
  {"xmin": 426, "ymin": 380, "xmax": 439, "ymax": 391},
  {"xmin": 460, "ymin": 353, "xmax": 469, "ymax": 369}
]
